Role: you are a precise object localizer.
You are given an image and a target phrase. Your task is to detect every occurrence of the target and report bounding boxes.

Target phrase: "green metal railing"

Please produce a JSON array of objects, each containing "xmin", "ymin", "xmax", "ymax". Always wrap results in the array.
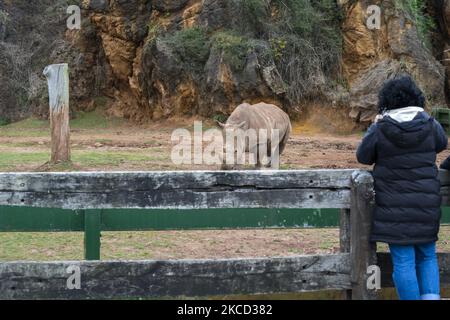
[
  {"xmin": 432, "ymin": 108, "xmax": 450, "ymax": 133},
  {"xmin": 2, "ymin": 206, "xmax": 450, "ymax": 261}
]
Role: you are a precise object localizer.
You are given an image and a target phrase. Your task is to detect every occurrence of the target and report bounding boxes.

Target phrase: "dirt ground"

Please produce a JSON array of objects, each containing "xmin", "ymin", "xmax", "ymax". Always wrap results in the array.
[
  {"xmin": 1, "ymin": 115, "xmax": 450, "ymax": 261},
  {"xmin": 2, "ymin": 118, "xmax": 450, "ymax": 171}
]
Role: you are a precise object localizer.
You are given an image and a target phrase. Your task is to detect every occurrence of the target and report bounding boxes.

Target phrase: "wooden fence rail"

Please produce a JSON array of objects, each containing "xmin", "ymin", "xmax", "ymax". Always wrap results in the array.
[{"xmin": 0, "ymin": 169, "xmax": 449, "ymax": 299}]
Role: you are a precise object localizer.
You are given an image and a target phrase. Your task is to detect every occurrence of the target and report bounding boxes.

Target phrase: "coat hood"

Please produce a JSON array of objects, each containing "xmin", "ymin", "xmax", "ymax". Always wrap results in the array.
[
  {"xmin": 384, "ymin": 106, "xmax": 424, "ymax": 123},
  {"xmin": 378, "ymin": 111, "xmax": 433, "ymax": 148}
]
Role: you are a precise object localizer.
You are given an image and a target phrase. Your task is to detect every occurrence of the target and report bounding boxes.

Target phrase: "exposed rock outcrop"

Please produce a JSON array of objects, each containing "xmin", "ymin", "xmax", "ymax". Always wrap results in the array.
[
  {"xmin": 86, "ymin": 0, "xmax": 290, "ymax": 120},
  {"xmin": 436, "ymin": 0, "xmax": 450, "ymax": 101},
  {"xmin": 342, "ymin": 0, "xmax": 447, "ymax": 123},
  {"xmin": 81, "ymin": 0, "xmax": 449, "ymax": 123}
]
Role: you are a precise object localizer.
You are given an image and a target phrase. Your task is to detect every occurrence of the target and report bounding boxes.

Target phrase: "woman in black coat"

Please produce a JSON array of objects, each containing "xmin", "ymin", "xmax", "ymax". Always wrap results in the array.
[{"xmin": 356, "ymin": 75, "xmax": 447, "ymax": 300}]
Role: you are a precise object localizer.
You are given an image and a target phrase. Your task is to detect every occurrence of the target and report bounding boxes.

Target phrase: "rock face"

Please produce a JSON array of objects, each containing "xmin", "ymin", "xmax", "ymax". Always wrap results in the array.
[
  {"xmin": 81, "ymin": 0, "xmax": 450, "ymax": 123},
  {"xmin": 0, "ymin": 0, "xmax": 449, "ymax": 125},
  {"xmin": 445, "ymin": 0, "xmax": 450, "ymax": 33},
  {"xmin": 81, "ymin": 0, "xmax": 294, "ymax": 121},
  {"xmin": 81, "ymin": 0, "xmax": 152, "ymax": 120},
  {"xmin": 438, "ymin": 0, "xmax": 450, "ymax": 99},
  {"xmin": 342, "ymin": 0, "xmax": 447, "ymax": 123}
]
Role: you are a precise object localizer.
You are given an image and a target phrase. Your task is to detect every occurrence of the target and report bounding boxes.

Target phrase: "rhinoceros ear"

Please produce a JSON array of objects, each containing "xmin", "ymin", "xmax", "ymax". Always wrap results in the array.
[{"xmin": 215, "ymin": 120, "xmax": 226, "ymax": 128}]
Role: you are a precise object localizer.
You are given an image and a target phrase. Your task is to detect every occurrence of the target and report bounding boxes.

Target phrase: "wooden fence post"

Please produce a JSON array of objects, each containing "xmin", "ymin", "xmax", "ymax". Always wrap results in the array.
[
  {"xmin": 340, "ymin": 208, "xmax": 352, "ymax": 299},
  {"xmin": 350, "ymin": 170, "xmax": 377, "ymax": 300},
  {"xmin": 43, "ymin": 63, "xmax": 70, "ymax": 163}
]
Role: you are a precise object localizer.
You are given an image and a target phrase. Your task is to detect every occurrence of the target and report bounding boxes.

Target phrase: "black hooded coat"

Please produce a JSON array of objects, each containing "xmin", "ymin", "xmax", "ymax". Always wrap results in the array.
[{"xmin": 357, "ymin": 112, "xmax": 447, "ymax": 244}]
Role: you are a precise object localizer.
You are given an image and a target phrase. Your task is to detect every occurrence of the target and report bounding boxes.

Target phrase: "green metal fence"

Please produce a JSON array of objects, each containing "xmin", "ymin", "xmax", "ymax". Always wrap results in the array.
[
  {"xmin": 432, "ymin": 108, "xmax": 450, "ymax": 133},
  {"xmin": 2, "ymin": 206, "xmax": 450, "ymax": 261}
]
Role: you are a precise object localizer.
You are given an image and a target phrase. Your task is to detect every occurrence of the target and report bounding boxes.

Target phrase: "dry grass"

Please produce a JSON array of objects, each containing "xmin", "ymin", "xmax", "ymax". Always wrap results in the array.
[{"xmin": 1, "ymin": 227, "xmax": 450, "ymax": 262}]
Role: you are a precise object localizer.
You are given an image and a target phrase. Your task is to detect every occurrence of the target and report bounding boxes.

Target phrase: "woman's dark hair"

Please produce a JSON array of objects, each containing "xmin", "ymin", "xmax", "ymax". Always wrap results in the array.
[{"xmin": 378, "ymin": 75, "xmax": 425, "ymax": 114}]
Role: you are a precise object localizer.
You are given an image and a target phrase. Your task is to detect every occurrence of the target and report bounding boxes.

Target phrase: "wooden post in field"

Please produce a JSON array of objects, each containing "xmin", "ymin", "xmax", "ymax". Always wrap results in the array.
[
  {"xmin": 350, "ymin": 170, "xmax": 377, "ymax": 300},
  {"xmin": 43, "ymin": 63, "xmax": 71, "ymax": 163}
]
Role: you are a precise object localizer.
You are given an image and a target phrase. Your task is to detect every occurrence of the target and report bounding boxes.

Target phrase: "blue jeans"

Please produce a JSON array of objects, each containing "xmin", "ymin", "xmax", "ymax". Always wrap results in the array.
[{"xmin": 389, "ymin": 242, "xmax": 440, "ymax": 300}]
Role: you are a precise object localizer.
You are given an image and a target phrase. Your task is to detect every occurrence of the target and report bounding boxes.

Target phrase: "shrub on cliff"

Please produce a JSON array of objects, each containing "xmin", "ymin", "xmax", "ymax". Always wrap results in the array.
[
  {"xmin": 160, "ymin": 26, "xmax": 210, "ymax": 72},
  {"xmin": 234, "ymin": 0, "xmax": 343, "ymax": 102},
  {"xmin": 211, "ymin": 32, "xmax": 257, "ymax": 72}
]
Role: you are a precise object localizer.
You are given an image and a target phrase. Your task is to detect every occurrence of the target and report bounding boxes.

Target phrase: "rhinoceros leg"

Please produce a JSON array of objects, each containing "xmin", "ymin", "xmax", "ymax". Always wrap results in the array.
[
  {"xmin": 264, "ymin": 129, "xmax": 289, "ymax": 169},
  {"xmin": 247, "ymin": 144, "xmax": 261, "ymax": 169},
  {"xmin": 266, "ymin": 143, "xmax": 279, "ymax": 169},
  {"xmin": 278, "ymin": 128, "xmax": 290, "ymax": 155},
  {"xmin": 254, "ymin": 142, "xmax": 272, "ymax": 169}
]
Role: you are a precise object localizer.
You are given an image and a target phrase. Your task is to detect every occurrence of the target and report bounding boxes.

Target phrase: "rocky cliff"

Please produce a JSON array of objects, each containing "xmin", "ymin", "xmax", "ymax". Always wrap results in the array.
[
  {"xmin": 342, "ymin": 0, "xmax": 449, "ymax": 122},
  {"xmin": 77, "ymin": 0, "xmax": 343, "ymax": 121},
  {"xmin": 0, "ymin": 0, "xmax": 449, "ymax": 126}
]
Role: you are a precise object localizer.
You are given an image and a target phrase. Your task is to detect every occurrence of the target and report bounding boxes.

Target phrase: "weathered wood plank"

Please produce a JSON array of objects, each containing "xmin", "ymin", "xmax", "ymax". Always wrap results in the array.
[
  {"xmin": 440, "ymin": 186, "xmax": 450, "ymax": 206},
  {"xmin": 339, "ymin": 208, "xmax": 352, "ymax": 300},
  {"xmin": 0, "ymin": 170, "xmax": 353, "ymax": 209},
  {"xmin": 1, "ymin": 169, "xmax": 448, "ymax": 195},
  {"xmin": 377, "ymin": 252, "xmax": 450, "ymax": 288},
  {"xmin": 339, "ymin": 209, "xmax": 351, "ymax": 253},
  {"xmin": 0, "ymin": 170, "xmax": 354, "ymax": 192},
  {"xmin": 0, "ymin": 189, "xmax": 351, "ymax": 210},
  {"xmin": 0, "ymin": 170, "xmax": 355, "ymax": 209},
  {"xmin": 350, "ymin": 170, "xmax": 377, "ymax": 300},
  {"xmin": 1, "ymin": 170, "xmax": 449, "ymax": 209},
  {"xmin": 0, "ymin": 254, "xmax": 351, "ymax": 299},
  {"xmin": 438, "ymin": 170, "xmax": 450, "ymax": 187}
]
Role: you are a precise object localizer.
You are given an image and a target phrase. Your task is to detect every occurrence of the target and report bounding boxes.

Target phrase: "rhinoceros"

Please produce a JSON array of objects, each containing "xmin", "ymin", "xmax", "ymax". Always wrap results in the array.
[{"xmin": 217, "ymin": 102, "xmax": 292, "ymax": 169}]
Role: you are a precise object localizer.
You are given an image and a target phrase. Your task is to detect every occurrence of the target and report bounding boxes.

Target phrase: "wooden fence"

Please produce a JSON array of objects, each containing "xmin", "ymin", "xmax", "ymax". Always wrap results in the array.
[{"xmin": 0, "ymin": 169, "xmax": 449, "ymax": 299}]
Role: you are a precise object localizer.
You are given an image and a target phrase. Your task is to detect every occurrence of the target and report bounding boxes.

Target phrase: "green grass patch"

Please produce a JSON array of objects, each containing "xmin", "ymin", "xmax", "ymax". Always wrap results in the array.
[
  {"xmin": 0, "ymin": 150, "xmax": 165, "ymax": 171},
  {"xmin": 3, "ymin": 117, "xmax": 48, "ymax": 129},
  {"xmin": 72, "ymin": 151, "xmax": 154, "ymax": 167},
  {"xmin": 0, "ymin": 232, "xmax": 84, "ymax": 261},
  {"xmin": 0, "ymin": 117, "xmax": 49, "ymax": 137},
  {"xmin": 71, "ymin": 110, "xmax": 125, "ymax": 129},
  {"xmin": 0, "ymin": 152, "xmax": 49, "ymax": 169},
  {"xmin": 38, "ymin": 161, "xmax": 82, "ymax": 172},
  {"xmin": 0, "ymin": 129, "xmax": 49, "ymax": 138},
  {"xmin": 1, "ymin": 227, "xmax": 449, "ymax": 262},
  {"xmin": 0, "ymin": 142, "xmax": 42, "ymax": 148},
  {"xmin": 0, "ymin": 111, "xmax": 126, "ymax": 137}
]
